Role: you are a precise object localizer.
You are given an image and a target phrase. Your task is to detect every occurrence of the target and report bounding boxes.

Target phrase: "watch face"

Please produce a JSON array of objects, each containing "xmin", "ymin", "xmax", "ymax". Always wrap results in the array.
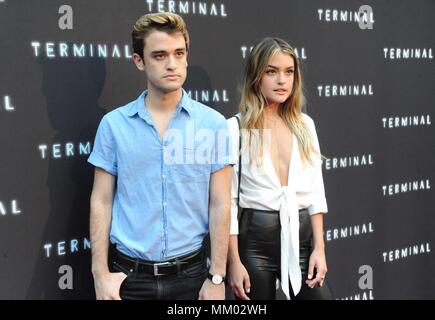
[{"xmin": 212, "ymin": 274, "xmax": 223, "ymax": 284}]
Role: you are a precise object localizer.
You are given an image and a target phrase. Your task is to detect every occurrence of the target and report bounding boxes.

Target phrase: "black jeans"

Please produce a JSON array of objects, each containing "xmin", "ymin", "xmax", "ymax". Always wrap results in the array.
[
  {"xmin": 109, "ymin": 247, "xmax": 208, "ymax": 300},
  {"xmin": 238, "ymin": 208, "xmax": 333, "ymax": 300}
]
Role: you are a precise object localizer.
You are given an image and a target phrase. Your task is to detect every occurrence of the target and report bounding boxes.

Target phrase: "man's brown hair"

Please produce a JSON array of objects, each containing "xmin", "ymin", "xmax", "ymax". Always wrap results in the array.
[{"xmin": 132, "ymin": 12, "xmax": 190, "ymax": 59}]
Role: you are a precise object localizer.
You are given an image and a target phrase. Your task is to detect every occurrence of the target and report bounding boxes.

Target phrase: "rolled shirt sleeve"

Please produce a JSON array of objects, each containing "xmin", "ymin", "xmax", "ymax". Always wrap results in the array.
[
  {"xmin": 87, "ymin": 115, "xmax": 118, "ymax": 176},
  {"xmin": 304, "ymin": 115, "xmax": 328, "ymax": 216}
]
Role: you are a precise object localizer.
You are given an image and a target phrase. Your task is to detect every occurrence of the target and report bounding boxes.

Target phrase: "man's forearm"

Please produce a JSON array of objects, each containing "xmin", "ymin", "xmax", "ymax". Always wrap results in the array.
[
  {"xmin": 208, "ymin": 203, "xmax": 230, "ymax": 275},
  {"xmin": 90, "ymin": 200, "xmax": 112, "ymax": 276}
]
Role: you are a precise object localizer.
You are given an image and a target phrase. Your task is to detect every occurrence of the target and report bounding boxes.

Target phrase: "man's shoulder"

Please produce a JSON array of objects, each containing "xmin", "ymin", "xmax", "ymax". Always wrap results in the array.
[
  {"xmin": 103, "ymin": 99, "xmax": 137, "ymax": 123},
  {"xmin": 189, "ymin": 99, "xmax": 227, "ymax": 124}
]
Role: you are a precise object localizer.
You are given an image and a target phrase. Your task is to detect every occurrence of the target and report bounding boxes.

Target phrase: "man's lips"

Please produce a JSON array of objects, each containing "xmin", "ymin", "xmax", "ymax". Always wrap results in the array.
[{"xmin": 164, "ymin": 74, "xmax": 181, "ymax": 79}]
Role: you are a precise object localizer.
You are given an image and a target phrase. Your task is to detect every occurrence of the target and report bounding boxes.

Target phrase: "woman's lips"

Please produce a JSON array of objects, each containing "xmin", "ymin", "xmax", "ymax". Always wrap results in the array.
[{"xmin": 274, "ymin": 89, "xmax": 288, "ymax": 94}]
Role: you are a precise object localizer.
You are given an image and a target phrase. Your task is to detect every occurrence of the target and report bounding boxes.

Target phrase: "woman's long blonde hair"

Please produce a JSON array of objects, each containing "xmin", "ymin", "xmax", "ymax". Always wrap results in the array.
[{"xmin": 239, "ymin": 37, "xmax": 319, "ymax": 166}]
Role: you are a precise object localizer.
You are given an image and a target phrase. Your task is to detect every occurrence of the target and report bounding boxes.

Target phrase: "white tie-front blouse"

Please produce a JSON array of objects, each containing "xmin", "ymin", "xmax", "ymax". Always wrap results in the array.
[{"xmin": 227, "ymin": 113, "xmax": 328, "ymax": 300}]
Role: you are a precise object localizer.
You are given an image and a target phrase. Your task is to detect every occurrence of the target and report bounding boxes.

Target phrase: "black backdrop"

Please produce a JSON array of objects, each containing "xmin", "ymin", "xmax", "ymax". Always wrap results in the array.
[{"xmin": 0, "ymin": 0, "xmax": 434, "ymax": 299}]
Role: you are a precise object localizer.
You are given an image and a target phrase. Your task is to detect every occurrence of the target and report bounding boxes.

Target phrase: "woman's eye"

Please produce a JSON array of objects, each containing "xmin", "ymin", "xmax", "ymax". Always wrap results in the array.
[{"xmin": 266, "ymin": 69, "xmax": 276, "ymax": 75}]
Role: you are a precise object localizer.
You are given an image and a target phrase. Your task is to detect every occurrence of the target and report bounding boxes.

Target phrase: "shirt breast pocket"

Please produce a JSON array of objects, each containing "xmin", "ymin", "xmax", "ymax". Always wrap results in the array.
[{"xmin": 170, "ymin": 147, "xmax": 210, "ymax": 183}]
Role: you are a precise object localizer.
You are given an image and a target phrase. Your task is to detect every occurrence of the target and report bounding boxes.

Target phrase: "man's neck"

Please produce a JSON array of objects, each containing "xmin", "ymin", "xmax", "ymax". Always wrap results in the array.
[{"xmin": 145, "ymin": 87, "xmax": 183, "ymax": 114}]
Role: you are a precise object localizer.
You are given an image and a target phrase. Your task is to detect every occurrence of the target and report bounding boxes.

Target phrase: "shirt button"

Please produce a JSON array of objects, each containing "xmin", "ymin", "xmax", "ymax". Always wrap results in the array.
[
  {"xmin": 163, "ymin": 202, "xmax": 167, "ymax": 207},
  {"xmin": 162, "ymin": 174, "xmax": 166, "ymax": 179}
]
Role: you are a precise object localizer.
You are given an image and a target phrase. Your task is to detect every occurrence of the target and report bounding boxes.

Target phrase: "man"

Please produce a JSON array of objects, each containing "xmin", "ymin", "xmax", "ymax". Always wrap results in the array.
[{"xmin": 88, "ymin": 12, "xmax": 232, "ymax": 300}]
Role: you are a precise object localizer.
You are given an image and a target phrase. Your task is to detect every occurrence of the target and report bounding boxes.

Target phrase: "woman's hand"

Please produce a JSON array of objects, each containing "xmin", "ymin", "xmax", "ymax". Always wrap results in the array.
[
  {"xmin": 228, "ymin": 260, "xmax": 251, "ymax": 300},
  {"xmin": 305, "ymin": 247, "xmax": 328, "ymax": 288}
]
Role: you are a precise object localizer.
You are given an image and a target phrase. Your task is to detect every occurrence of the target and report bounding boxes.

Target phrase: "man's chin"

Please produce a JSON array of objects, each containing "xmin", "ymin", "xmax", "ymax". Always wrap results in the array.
[{"xmin": 160, "ymin": 84, "xmax": 184, "ymax": 94}]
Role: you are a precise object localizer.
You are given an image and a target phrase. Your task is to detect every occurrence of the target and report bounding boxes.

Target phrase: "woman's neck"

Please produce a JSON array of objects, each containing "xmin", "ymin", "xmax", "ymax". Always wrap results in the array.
[{"xmin": 264, "ymin": 103, "xmax": 280, "ymax": 118}]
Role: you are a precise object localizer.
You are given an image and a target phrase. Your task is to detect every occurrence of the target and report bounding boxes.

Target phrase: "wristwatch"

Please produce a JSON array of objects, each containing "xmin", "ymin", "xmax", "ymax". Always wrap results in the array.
[{"xmin": 207, "ymin": 272, "xmax": 226, "ymax": 285}]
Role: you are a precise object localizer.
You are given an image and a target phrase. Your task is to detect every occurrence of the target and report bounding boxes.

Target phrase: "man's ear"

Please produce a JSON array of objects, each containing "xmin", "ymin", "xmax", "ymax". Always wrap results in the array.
[{"xmin": 132, "ymin": 53, "xmax": 145, "ymax": 71}]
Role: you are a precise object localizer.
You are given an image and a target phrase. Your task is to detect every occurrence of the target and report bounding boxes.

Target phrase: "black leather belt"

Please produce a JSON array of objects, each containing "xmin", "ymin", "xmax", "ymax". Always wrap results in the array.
[{"xmin": 112, "ymin": 246, "xmax": 205, "ymax": 276}]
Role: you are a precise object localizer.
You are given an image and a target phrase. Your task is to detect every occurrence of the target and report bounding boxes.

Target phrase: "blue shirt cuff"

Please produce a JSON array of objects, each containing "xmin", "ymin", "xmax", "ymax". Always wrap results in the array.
[{"xmin": 88, "ymin": 152, "xmax": 117, "ymax": 176}]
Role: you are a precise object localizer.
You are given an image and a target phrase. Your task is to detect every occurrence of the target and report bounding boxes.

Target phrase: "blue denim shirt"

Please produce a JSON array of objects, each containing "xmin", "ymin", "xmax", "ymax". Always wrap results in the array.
[{"xmin": 88, "ymin": 89, "xmax": 233, "ymax": 260}]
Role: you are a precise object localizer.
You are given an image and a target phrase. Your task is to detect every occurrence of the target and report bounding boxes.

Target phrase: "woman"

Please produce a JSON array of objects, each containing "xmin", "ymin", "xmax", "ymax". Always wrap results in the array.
[{"xmin": 227, "ymin": 37, "xmax": 332, "ymax": 300}]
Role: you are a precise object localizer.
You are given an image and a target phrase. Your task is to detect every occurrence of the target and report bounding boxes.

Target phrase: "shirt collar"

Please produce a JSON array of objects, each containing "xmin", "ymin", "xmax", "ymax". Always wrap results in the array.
[{"xmin": 127, "ymin": 89, "xmax": 193, "ymax": 119}]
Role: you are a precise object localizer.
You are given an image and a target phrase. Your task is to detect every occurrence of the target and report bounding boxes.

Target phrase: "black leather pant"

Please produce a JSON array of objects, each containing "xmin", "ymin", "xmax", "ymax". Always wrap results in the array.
[{"xmin": 238, "ymin": 208, "xmax": 333, "ymax": 300}]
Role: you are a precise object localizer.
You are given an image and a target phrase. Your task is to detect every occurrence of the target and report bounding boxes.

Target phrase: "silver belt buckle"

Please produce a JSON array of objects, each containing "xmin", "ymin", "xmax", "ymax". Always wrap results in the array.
[{"xmin": 153, "ymin": 261, "xmax": 171, "ymax": 276}]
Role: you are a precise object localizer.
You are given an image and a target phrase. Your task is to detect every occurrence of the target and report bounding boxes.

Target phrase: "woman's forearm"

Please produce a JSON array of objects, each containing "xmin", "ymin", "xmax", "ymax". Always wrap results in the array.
[
  {"xmin": 228, "ymin": 235, "xmax": 241, "ymax": 264},
  {"xmin": 310, "ymin": 213, "xmax": 325, "ymax": 250}
]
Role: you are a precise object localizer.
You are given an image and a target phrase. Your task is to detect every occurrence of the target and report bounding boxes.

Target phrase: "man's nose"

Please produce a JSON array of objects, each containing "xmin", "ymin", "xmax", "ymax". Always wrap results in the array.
[{"xmin": 166, "ymin": 55, "xmax": 177, "ymax": 69}]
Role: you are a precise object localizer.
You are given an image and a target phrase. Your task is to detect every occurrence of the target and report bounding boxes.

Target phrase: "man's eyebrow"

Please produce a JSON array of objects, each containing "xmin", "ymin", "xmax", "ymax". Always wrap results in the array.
[
  {"xmin": 151, "ymin": 50, "xmax": 167, "ymax": 55},
  {"xmin": 151, "ymin": 48, "xmax": 186, "ymax": 55}
]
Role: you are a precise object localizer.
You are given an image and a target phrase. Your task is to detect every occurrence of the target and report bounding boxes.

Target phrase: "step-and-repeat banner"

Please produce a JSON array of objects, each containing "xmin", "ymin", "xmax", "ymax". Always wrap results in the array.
[{"xmin": 0, "ymin": 0, "xmax": 434, "ymax": 299}]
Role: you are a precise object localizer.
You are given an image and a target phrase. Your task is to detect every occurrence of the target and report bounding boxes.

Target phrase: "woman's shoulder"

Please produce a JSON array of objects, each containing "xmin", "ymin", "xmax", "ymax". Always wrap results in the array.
[
  {"xmin": 301, "ymin": 112, "xmax": 317, "ymax": 130},
  {"xmin": 301, "ymin": 112, "xmax": 314, "ymax": 124},
  {"xmin": 227, "ymin": 113, "xmax": 241, "ymax": 131}
]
